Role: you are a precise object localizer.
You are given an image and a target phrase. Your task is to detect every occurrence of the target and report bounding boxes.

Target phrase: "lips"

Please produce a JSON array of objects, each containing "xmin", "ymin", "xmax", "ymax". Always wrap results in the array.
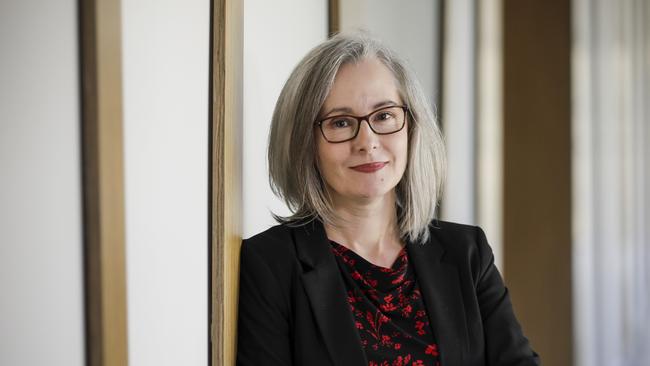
[{"xmin": 350, "ymin": 162, "xmax": 388, "ymax": 173}]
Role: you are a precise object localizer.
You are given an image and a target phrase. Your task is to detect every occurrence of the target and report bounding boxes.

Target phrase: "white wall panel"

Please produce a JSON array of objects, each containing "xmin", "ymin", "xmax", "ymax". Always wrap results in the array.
[
  {"xmin": 441, "ymin": 0, "xmax": 476, "ymax": 225},
  {"xmin": 121, "ymin": 0, "xmax": 210, "ymax": 364},
  {"xmin": 0, "ymin": 1, "xmax": 85, "ymax": 365},
  {"xmin": 572, "ymin": 0, "xmax": 650, "ymax": 364},
  {"xmin": 242, "ymin": 0, "xmax": 328, "ymax": 238},
  {"xmin": 339, "ymin": 0, "xmax": 439, "ymax": 106}
]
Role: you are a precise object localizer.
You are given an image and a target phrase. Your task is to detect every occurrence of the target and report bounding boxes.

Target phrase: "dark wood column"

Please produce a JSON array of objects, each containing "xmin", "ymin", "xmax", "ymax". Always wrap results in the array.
[{"xmin": 503, "ymin": 1, "xmax": 572, "ymax": 365}]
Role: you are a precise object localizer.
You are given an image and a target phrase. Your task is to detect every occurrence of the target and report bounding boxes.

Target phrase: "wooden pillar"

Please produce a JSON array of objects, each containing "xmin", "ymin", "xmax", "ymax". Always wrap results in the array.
[
  {"xmin": 503, "ymin": 1, "xmax": 572, "ymax": 365},
  {"xmin": 328, "ymin": 0, "xmax": 339, "ymax": 36},
  {"xmin": 210, "ymin": 0, "xmax": 243, "ymax": 365},
  {"xmin": 79, "ymin": 0, "xmax": 129, "ymax": 364}
]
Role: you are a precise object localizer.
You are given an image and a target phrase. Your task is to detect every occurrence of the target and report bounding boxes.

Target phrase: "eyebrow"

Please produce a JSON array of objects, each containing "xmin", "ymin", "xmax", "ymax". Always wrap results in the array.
[{"xmin": 322, "ymin": 100, "xmax": 400, "ymax": 118}]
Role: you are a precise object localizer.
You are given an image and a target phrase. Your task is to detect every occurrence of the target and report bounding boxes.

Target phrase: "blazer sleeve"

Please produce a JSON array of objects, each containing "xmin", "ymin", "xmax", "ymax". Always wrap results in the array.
[
  {"xmin": 237, "ymin": 239, "xmax": 292, "ymax": 366},
  {"xmin": 474, "ymin": 227, "xmax": 541, "ymax": 366}
]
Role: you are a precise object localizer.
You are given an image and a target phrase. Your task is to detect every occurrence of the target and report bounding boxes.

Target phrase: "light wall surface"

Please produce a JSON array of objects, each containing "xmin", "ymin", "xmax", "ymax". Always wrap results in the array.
[
  {"xmin": 242, "ymin": 0, "xmax": 328, "ymax": 238},
  {"xmin": 121, "ymin": 0, "xmax": 210, "ymax": 364},
  {"xmin": 0, "ymin": 1, "xmax": 85, "ymax": 365},
  {"xmin": 441, "ymin": 0, "xmax": 476, "ymax": 225},
  {"xmin": 572, "ymin": 0, "xmax": 650, "ymax": 364},
  {"xmin": 338, "ymin": 0, "xmax": 439, "ymax": 106}
]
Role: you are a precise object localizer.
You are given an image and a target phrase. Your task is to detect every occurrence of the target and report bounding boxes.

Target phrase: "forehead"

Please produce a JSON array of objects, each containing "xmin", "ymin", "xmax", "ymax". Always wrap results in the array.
[{"xmin": 321, "ymin": 57, "xmax": 401, "ymax": 115}]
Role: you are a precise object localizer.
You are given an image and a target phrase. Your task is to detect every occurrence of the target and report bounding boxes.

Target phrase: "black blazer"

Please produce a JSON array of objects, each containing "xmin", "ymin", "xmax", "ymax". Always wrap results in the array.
[{"xmin": 236, "ymin": 219, "xmax": 540, "ymax": 366}]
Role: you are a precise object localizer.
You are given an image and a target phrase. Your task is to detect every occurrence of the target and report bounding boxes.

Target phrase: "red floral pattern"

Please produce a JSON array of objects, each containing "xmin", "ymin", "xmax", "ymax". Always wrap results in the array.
[{"xmin": 330, "ymin": 241, "xmax": 441, "ymax": 366}]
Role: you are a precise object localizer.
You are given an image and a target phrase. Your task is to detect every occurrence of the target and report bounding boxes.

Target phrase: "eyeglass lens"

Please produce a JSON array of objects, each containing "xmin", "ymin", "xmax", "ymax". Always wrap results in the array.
[{"xmin": 320, "ymin": 106, "xmax": 405, "ymax": 142}]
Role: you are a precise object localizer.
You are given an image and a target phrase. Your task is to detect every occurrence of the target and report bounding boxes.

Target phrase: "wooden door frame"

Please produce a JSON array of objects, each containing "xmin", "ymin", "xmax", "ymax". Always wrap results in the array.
[
  {"xmin": 79, "ymin": 0, "xmax": 129, "ymax": 365},
  {"xmin": 209, "ymin": 0, "xmax": 243, "ymax": 365}
]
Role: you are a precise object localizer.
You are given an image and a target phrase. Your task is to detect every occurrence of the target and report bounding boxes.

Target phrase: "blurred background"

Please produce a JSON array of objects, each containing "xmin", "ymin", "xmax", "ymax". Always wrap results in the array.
[{"xmin": 1, "ymin": 0, "xmax": 648, "ymax": 365}]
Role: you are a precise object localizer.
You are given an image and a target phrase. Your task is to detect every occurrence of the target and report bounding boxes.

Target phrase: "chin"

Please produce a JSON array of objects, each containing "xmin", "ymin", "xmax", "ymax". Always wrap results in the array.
[
  {"xmin": 353, "ymin": 185, "xmax": 396, "ymax": 200},
  {"xmin": 328, "ymin": 175, "xmax": 400, "ymax": 202}
]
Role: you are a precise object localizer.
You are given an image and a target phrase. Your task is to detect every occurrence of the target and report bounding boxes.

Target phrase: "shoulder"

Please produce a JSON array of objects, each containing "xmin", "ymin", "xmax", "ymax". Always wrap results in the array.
[
  {"xmin": 428, "ymin": 219, "xmax": 488, "ymax": 247},
  {"xmin": 426, "ymin": 219, "xmax": 493, "ymax": 268},
  {"xmin": 243, "ymin": 223, "xmax": 294, "ymax": 250},
  {"xmin": 240, "ymin": 223, "xmax": 300, "ymax": 277},
  {"xmin": 238, "ymin": 224, "xmax": 299, "ymax": 320}
]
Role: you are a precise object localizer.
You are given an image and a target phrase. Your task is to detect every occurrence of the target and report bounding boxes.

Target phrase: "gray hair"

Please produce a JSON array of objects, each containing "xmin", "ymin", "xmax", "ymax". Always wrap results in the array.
[{"xmin": 268, "ymin": 31, "xmax": 446, "ymax": 244}]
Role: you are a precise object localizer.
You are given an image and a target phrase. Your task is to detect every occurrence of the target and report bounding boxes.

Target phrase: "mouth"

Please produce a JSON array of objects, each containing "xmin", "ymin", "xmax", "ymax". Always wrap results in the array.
[{"xmin": 350, "ymin": 162, "xmax": 388, "ymax": 173}]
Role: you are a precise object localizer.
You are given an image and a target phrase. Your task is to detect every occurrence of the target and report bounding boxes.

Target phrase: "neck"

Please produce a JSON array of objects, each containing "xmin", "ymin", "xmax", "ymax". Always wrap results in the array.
[{"xmin": 324, "ymin": 191, "xmax": 402, "ymax": 255}]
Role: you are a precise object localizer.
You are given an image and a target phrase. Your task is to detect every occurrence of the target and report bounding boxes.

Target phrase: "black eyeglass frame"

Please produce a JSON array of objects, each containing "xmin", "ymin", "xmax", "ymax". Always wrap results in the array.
[{"xmin": 314, "ymin": 105, "xmax": 410, "ymax": 143}]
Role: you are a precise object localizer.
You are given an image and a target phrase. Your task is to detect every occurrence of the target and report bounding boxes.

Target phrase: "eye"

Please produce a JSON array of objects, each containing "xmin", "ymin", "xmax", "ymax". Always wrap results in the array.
[
  {"xmin": 373, "ymin": 110, "xmax": 396, "ymax": 122},
  {"xmin": 333, "ymin": 119, "xmax": 349, "ymax": 128},
  {"xmin": 326, "ymin": 117, "xmax": 354, "ymax": 129}
]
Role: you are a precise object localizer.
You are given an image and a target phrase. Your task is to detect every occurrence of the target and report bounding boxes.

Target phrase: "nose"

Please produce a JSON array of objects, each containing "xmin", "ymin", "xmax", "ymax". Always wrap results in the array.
[{"xmin": 353, "ymin": 119, "xmax": 379, "ymax": 151}]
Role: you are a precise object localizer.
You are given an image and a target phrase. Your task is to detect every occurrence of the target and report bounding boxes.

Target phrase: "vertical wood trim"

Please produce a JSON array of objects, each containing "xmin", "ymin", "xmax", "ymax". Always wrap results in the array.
[
  {"xmin": 79, "ymin": 0, "xmax": 129, "ymax": 365},
  {"xmin": 329, "ymin": 0, "xmax": 339, "ymax": 36},
  {"xmin": 210, "ymin": 0, "xmax": 243, "ymax": 365},
  {"xmin": 503, "ymin": 0, "xmax": 572, "ymax": 365}
]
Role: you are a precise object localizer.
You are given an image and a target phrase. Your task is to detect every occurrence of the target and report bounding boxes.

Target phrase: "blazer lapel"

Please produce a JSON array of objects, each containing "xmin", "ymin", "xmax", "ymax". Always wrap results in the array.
[
  {"xmin": 292, "ymin": 220, "xmax": 367, "ymax": 366},
  {"xmin": 407, "ymin": 229, "xmax": 468, "ymax": 366}
]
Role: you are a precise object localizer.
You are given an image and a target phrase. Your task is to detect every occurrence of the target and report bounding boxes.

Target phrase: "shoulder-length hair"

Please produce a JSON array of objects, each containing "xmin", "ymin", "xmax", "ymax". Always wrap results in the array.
[{"xmin": 268, "ymin": 31, "xmax": 446, "ymax": 244}]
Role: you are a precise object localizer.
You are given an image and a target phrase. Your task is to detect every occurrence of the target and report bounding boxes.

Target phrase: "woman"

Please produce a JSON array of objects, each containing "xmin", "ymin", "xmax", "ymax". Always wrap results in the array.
[{"xmin": 237, "ymin": 32, "xmax": 540, "ymax": 366}]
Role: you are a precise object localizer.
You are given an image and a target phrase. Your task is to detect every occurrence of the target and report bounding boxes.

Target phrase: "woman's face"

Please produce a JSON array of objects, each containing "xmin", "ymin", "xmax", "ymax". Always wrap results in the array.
[{"xmin": 316, "ymin": 57, "xmax": 408, "ymax": 205}]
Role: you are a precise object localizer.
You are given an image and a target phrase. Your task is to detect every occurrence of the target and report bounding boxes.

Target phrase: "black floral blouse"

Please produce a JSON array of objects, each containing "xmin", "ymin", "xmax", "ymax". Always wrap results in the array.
[{"xmin": 329, "ymin": 240, "xmax": 441, "ymax": 366}]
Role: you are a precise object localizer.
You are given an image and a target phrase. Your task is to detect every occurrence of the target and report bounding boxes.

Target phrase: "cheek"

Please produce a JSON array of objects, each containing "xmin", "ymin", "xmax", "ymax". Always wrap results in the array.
[
  {"xmin": 401, "ymin": 139, "xmax": 409, "ymax": 166},
  {"xmin": 393, "ymin": 133, "xmax": 409, "ymax": 165},
  {"xmin": 315, "ymin": 135, "xmax": 330, "ymax": 171},
  {"xmin": 316, "ymin": 141, "xmax": 342, "ymax": 181}
]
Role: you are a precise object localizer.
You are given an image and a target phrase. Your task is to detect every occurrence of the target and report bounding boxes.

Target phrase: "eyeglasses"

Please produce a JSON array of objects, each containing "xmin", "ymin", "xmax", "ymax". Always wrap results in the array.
[{"xmin": 315, "ymin": 105, "xmax": 409, "ymax": 143}]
